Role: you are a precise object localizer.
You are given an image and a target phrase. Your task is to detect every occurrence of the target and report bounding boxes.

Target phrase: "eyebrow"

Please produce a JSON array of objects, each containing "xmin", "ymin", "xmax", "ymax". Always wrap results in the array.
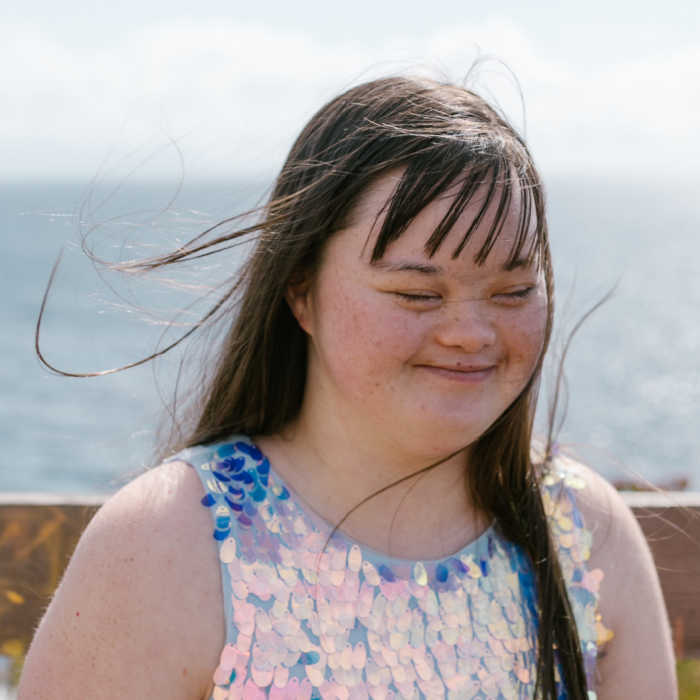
[
  {"xmin": 371, "ymin": 258, "xmax": 534, "ymax": 274},
  {"xmin": 503, "ymin": 257, "xmax": 535, "ymax": 271},
  {"xmin": 371, "ymin": 261, "xmax": 444, "ymax": 275}
]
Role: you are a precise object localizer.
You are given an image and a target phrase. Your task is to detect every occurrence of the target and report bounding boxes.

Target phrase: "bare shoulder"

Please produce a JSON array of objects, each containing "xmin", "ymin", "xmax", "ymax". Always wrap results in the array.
[
  {"xmin": 18, "ymin": 460, "xmax": 224, "ymax": 700},
  {"xmin": 85, "ymin": 459, "xmax": 218, "ymax": 562},
  {"xmin": 545, "ymin": 455, "xmax": 632, "ymax": 550},
  {"xmin": 547, "ymin": 456, "xmax": 658, "ymax": 579},
  {"xmin": 547, "ymin": 456, "xmax": 677, "ymax": 699}
]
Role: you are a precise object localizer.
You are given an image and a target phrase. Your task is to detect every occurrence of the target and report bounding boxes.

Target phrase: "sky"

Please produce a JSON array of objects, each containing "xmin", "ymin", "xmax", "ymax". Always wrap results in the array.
[{"xmin": 2, "ymin": 0, "xmax": 699, "ymax": 182}]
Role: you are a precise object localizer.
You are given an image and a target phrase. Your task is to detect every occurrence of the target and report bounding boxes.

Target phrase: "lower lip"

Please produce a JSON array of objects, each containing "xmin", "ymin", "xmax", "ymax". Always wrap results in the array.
[{"xmin": 416, "ymin": 365, "xmax": 496, "ymax": 383}]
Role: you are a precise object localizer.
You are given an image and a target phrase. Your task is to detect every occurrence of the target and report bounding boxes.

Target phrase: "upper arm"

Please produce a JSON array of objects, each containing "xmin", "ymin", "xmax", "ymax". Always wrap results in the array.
[
  {"xmin": 17, "ymin": 461, "xmax": 224, "ymax": 700},
  {"xmin": 573, "ymin": 464, "xmax": 677, "ymax": 700}
]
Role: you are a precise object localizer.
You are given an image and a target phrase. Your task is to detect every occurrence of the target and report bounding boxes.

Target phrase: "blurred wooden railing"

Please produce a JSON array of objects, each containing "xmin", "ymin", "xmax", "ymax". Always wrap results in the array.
[
  {"xmin": 622, "ymin": 492, "xmax": 700, "ymax": 660},
  {"xmin": 0, "ymin": 494, "xmax": 102, "ymax": 688},
  {"xmin": 1, "ymin": 492, "xmax": 699, "ymax": 689}
]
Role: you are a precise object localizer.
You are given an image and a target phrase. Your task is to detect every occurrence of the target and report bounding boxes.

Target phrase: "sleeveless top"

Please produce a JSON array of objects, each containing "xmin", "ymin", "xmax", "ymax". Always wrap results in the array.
[{"xmin": 175, "ymin": 437, "xmax": 611, "ymax": 700}]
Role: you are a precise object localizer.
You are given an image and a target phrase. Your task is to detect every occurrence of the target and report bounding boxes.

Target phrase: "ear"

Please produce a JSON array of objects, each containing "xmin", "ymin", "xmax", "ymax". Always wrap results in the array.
[{"xmin": 285, "ymin": 278, "xmax": 314, "ymax": 335}]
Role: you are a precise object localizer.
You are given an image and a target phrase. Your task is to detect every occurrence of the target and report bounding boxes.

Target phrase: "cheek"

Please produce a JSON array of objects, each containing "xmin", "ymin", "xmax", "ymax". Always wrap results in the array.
[
  {"xmin": 313, "ymin": 289, "xmax": 421, "ymax": 379},
  {"xmin": 505, "ymin": 305, "xmax": 548, "ymax": 370}
]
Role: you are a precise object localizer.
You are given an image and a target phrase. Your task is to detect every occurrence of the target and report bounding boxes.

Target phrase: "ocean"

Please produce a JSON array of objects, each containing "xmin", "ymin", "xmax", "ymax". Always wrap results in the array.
[{"xmin": 1, "ymin": 175, "xmax": 699, "ymax": 493}]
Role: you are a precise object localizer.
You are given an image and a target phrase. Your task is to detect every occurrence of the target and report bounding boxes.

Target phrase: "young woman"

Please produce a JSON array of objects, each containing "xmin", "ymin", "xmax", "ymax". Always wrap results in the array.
[{"xmin": 19, "ymin": 76, "xmax": 676, "ymax": 699}]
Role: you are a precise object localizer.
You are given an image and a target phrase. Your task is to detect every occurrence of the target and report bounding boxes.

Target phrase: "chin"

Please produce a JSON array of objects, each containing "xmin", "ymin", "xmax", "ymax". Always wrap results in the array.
[{"xmin": 401, "ymin": 420, "xmax": 489, "ymax": 458}]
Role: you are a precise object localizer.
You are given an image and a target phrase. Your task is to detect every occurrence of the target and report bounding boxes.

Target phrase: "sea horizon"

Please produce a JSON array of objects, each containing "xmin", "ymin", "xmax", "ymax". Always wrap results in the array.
[{"xmin": 2, "ymin": 174, "xmax": 699, "ymax": 493}]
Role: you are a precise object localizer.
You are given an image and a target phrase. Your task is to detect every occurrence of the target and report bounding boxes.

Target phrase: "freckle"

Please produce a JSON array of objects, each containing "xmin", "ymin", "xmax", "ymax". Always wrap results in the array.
[
  {"xmin": 76, "ymin": 611, "xmax": 80, "ymax": 617},
  {"xmin": 182, "ymin": 667, "xmax": 188, "ymax": 677}
]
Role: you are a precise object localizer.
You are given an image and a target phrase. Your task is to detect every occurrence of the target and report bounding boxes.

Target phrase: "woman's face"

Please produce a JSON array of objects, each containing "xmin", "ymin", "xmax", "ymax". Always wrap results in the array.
[{"xmin": 288, "ymin": 171, "xmax": 549, "ymax": 462}]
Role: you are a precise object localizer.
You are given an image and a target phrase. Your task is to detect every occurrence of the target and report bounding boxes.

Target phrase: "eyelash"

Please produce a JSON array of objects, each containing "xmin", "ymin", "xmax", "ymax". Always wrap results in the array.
[
  {"xmin": 498, "ymin": 287, "xmax": 534, "ymax": 300},
  {"xmin": 395, "ymin": 292, "xmax": 440, "ymax": 302},
  {"xmin": 394, "ymin": 288, "xmax": 535, "ymax": 304}
]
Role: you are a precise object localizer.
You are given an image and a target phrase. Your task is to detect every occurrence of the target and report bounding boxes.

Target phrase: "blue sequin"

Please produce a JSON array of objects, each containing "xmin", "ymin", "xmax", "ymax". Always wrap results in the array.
[
  {"xmin": 571, "ymin": 587, "xmax": 596, "ymax": 607},
  {"xmin": 200, "ymin": 493, "xmax": 216, "ymax": 507},
  {"xmin": 212, "ymin": 470, "xmax": 231, "ymax": 482},
  {"xmin": 299, "ymin": 651, "xmax": 320, "ymax": 665},
  {"xmin": 215, "ymin": 444, "xmax": 236, "ymax": 458},
  {"xmin": 235, "ymin": 441, "xmax": 263, "ymax": 461},
  {"xmin": 214, "ymin": 528, "xmax": 231, "ymax": 540},
  {"xmin": 378, "ymin": 564, "xmax": 396, "ymax": 582},
  {"xmin": 450, "ymin": 557, "xmax": 469, "ymax": 575},
  {"xmin": 220, "ymin": 456, "xmax": 245, "ymax": 472},
  {"xmin": 480, "ymin": 559, "xmax": 489, "ymax": 576},
  {"xmin": 251, "ymin": 486, "xmax": 267, "ymax": 502},
  {"xmin": 518, "ymin": 557, "xmax": 539, "ymax": 624},
  {"xmin": 225, "ymin": 497, "xmax": 243, "ymax": 512},
  {"xmin": 436, "ymin": 563, "xmax": 449, "ymax": 582}
]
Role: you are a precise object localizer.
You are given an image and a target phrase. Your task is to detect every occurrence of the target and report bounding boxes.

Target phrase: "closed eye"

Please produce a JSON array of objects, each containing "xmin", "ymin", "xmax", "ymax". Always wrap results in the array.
[
  {"xmin": 394, "ymin": 292, "xmax": 441, "ymax": 303},
  {"xmin": 493, "ymin": 287, "xmax": 535, "ymax": 303}
]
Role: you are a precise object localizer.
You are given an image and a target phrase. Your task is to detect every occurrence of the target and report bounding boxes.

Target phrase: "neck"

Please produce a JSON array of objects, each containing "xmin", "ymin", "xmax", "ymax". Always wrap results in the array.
[{"xmin": 255, "ymin": 401, "xmax": 489, "ymax": 560}]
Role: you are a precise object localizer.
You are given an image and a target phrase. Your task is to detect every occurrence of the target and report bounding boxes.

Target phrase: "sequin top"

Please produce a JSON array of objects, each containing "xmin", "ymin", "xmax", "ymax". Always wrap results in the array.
[{"xmin": 177, "ymin": 436, "xmax": 610, "ymax": 700}]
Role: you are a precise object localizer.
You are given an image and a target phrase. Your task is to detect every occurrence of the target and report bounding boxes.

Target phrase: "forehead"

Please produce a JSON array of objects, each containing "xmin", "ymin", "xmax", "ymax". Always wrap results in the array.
[{"xmin": 346, "ymin": 169, "xmax": 539, "ymax": 268}]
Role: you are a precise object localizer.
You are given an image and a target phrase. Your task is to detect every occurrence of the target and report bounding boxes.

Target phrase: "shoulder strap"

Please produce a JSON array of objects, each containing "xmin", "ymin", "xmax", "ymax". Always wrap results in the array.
[
  {"xmin": 542, "ymin": 458, "xmax": 613, "ymax": 681},
  {"xmin": 168, "ymin": 441, "xmax": 241, "ymax": 647}
]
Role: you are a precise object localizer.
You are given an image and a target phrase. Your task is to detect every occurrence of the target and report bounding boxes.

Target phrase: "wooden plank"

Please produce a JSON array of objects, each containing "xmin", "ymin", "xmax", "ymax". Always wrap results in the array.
[
  {"xmin": 623, "ymin": 495, "xmax": 700, "ymax": 659},
  {"xmin": 0, "ymin": 493, "xmax": 105, "ymax": 506},
  {"xmin": 0, "ymin": 502, "xmax": 100, "ymax": 687}
]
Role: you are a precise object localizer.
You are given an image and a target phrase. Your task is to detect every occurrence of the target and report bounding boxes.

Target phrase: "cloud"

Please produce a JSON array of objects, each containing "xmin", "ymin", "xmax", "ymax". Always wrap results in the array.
[{"xmin": 2, "ymin": 17, "xmax": 698, "ymax": 180}]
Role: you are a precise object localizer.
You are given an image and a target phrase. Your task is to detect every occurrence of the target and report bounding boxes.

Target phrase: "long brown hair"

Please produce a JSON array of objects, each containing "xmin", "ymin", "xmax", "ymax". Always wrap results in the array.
[{"xmin": 38, "ymin": 75, "xmax": 588, "ymax": 697}]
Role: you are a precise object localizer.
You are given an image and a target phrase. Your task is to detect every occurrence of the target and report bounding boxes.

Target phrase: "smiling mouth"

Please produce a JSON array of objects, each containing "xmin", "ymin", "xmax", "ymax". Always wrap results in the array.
[{"xmin": 415, "ymin": 364, "xmax": 497, "ymax": 382}]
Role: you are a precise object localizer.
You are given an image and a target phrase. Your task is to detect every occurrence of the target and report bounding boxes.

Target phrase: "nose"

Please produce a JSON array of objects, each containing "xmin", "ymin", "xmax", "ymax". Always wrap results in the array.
[{"xmin": 433, "ymin": 299, "xmax": 497, "ymax": 353}]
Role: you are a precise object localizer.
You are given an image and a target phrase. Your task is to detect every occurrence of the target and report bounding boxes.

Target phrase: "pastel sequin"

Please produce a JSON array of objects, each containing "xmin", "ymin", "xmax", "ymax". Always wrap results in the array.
[{"xmin": 177, "ymin": 437, "xmax": 609, "ymax": 699}]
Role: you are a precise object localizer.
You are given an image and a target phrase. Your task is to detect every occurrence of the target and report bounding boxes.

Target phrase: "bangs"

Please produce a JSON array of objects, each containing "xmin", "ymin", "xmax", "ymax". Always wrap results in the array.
[{"xmin": 369, "ymin": 155, "xmax": 545, "ymax": 271}]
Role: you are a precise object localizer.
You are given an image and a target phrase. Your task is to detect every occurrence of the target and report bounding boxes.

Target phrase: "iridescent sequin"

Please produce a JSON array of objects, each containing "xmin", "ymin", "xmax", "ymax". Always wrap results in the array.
[{"xmin": 176, "ymin": 437, "xmax": 611, "ymax": 699}]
